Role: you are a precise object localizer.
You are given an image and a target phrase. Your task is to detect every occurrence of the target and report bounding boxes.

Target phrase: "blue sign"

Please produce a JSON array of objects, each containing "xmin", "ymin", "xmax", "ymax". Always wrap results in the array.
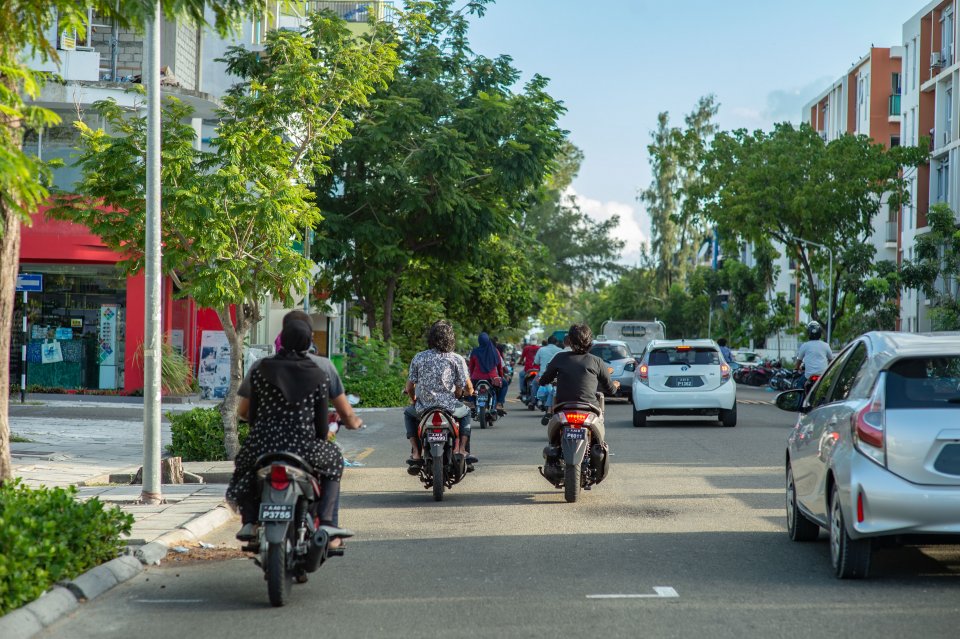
[{"xmin": 16, "ymin": 273, "xmax": 43, "ymax": 293}]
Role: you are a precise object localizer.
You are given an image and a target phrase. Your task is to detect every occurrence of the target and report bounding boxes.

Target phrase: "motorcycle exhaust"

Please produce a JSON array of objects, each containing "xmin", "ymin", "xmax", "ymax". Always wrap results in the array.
[{"xmin": 305, "ymin": 528, "xmax": 329, "ymax": 573}]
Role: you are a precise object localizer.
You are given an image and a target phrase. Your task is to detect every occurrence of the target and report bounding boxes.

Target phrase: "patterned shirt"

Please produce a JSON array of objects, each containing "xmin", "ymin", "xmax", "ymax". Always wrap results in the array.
[{"xmin": 408, "ymin": 349, "xmax": 469, "ymax": 413}]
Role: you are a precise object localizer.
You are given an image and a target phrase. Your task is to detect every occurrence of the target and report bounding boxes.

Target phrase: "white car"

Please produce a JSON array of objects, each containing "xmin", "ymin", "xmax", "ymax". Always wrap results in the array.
[{"xmin": 631, "ymin": 339, "xmax": 737, "ymax": 427}]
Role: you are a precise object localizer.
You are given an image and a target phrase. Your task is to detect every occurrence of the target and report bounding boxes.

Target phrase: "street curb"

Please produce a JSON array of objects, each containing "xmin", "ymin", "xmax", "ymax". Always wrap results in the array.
[{"xmin": 0, "ymin": 503, "xmax": 233, "ymax": 639}]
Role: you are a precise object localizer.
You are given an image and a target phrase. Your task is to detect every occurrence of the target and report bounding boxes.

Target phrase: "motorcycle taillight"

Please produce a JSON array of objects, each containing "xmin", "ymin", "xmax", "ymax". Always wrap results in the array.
[
  {"xmin": 270, "ymin": 464, "xmax": 290, "ymax": 490},
  {"xmin": 431, "ymin": 412, "xmax": 444, "ymax": 426}
]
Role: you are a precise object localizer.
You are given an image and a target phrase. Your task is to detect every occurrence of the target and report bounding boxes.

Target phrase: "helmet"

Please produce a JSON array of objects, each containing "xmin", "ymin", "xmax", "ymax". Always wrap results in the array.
[{"xmin": 806, "ymin": 320, "xmax": 823, "ymax": 340}]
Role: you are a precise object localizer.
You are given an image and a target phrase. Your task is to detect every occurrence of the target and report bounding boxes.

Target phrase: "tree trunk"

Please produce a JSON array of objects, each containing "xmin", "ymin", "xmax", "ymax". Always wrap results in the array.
[
  {"xmin": 217, "ymin": 305, "xmax": 249, "ymax": 460},
  {"xmin": 381, "ymin": 277, "xmax": 398, "ymax": 342},
  {"xmin": 0, "ymin": 204, "xmax": 21, "ymax": 482},
  {"xmin": 796, "ymin": 248, "xmax": 820, "ymax": 325}
]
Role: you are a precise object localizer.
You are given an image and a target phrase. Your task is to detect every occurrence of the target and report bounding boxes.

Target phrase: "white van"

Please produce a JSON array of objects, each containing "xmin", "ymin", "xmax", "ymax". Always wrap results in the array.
[{"xmin": 598, "ymin": 320, "xmax": 666, "ymax": 356}]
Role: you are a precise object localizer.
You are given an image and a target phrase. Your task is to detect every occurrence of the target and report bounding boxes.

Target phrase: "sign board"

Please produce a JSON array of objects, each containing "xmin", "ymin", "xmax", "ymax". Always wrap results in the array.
[
  {"xmin": 16, "ymin": 273, "xmax": 43, "ymax": 292},
  {"xmin": 198, "ymin": 331, "xmax": 230, "ymax": 400},
  {"xmin": 98, "ymin": 304, "xmax": 119, "ymax": 389}
]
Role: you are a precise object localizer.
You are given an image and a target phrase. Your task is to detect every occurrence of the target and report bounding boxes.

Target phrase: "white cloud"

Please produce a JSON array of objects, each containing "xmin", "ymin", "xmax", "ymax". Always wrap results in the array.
[{"xmin": 564, "ymin": 187, "xmax": 650, "ymax": 266}]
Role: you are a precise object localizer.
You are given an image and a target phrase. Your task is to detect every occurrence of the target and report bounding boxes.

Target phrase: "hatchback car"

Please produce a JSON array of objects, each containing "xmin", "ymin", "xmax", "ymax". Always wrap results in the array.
[
  {"xmin": 590, "ymin": 339, "xmax": 635, "ymax": 400},
  {"xmin": 776, "ymin": 331, "xmax": 960, "ymax": 579},
  {"xmin": 631, "ymin": 339, "xmax": 736, "ymax": 427}
]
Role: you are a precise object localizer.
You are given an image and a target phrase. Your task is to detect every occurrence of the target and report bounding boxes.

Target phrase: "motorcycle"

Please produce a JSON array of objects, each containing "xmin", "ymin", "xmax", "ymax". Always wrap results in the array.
[
  {"xmin": 245, "ymin": 395, "xmax": 359, "ymax": 607},
  {"xmin": 413, "ymin": 407, "xmax": 469, "ymax": 501},
  {"xmin": 770, "ymin": 368, "xmax": 804, "ymax": 391},
  {"xmin": 474, "ymin": 379, "xmax": 499, "ymax": 429},
  {"xmin": 520, "ymin": 369, "xmax": 539, "ymax": 406},
  {"xmin": 538, "ymin": 395, "xmax": 610, "ymax": 503}
]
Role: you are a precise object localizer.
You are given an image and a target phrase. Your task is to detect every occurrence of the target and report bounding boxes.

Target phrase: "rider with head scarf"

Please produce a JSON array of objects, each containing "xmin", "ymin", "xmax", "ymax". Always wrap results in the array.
[
  {"xmin": 468, "ymin": 332, "xmax": 507, "ymax": 413},
  {"xmin": 228, "ymin": 311, "xmax": 362, "ymax": 544}
]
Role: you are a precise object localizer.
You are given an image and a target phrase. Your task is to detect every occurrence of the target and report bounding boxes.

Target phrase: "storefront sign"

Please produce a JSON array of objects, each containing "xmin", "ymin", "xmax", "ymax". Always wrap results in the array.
[
  {"xmin": 71, "ymin": 318, "xmax": 83, "ymax": 328},
  {"xmin": 16, "ymin": 273, "xmax": 43, "ymax": 292},
  {"xmin": 198, "ymin": 331, "xmax": 230, "ymax": 400},
  {"xmin": 55, "ymin": 327, "xmax": 73, "ymax": 340},
  {"xmin": 99, "ymin": 305, "xmax": 118, "ymax": 389}
]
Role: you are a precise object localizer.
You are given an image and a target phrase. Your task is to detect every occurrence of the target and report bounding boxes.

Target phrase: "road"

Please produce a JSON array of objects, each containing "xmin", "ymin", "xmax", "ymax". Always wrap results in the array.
[{"xmin": 41, "ymin": 388, "xmax": 960, "ymax": 638}]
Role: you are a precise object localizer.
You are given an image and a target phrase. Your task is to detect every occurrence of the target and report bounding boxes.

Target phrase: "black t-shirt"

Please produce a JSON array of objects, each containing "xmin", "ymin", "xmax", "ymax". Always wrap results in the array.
[{"xmin": 538, "ymin": 351, "xmax": 617, "ymax": 408}]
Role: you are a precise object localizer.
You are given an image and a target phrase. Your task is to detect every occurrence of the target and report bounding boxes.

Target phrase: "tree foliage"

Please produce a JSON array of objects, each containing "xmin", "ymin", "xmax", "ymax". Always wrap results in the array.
[{"xmin": 902, "ymin": 203, "xmax": 960, "ymax": 330}]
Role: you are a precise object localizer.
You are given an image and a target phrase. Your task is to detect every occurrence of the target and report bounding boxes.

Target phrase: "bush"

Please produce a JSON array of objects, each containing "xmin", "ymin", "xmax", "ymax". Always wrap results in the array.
[
  {"xmin": 343, "ymin": 337, "xmax": 407, "ymax": 408},
  {"xmin": 167, "ymin": 407, "xmax": 249, "ymax": 461},
  {"xmin": 0, "ymin": 479, "xmax": 134, "ymax": 615}
]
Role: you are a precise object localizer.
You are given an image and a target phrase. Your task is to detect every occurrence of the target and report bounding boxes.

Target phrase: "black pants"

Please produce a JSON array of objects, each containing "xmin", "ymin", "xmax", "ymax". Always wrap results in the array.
[{"xmin": 240, "ymin": 477, "xmax": 340, "ymax": 527}]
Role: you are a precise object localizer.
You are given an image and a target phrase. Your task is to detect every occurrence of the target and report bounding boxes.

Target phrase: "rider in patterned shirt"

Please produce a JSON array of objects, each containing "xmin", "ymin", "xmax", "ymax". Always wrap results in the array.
[{"xmin": 403, "ymin": 320, "xmax": 475, "ymax": 472}]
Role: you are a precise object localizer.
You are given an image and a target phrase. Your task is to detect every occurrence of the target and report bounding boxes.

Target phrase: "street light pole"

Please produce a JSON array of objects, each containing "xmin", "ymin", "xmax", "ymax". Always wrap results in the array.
[
  {"xmin": 786, "ymin": 236, "xmax": 834, "ymax": 346},
  {"xmin": 141, "ymin": 1, "xmax": 163, "ymax": 505}
]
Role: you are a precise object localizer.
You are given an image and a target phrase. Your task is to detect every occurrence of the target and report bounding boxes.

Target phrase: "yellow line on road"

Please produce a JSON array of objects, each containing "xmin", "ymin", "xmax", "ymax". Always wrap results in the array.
[{"xmin": 354, "ymin": 447, "xmax": 375, "ymax": 461}]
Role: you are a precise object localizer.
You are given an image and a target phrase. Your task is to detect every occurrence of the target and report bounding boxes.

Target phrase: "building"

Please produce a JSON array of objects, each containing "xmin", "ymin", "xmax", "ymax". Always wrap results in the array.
[{"xmin": 15, "ymin": 3, "xmax": 391, "ymax": 393}]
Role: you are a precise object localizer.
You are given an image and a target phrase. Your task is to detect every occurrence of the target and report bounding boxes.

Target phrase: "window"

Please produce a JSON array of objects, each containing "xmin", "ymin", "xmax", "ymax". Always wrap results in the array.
[
  {"xmin": 789, "ymin": 282, "xmax": 798, "ymax": 306},
  {"xmin": 885, "ymin": 356, "xmax": 960, "ymax": 410},
  {"xmin": 905, "ymin": 44, "xmax": 911, "ymax": 94},
  {"xmin": 808, "ymin": 348, "xmax": 851, "ymax": 408},
  {"xmin": 892, "ymin": 72, "xmax": 902, "ymax": 95},
  {"xmin": 946, "ymin": 87, "xmax": 954, "ymax": 144},
  {"xmin": 647, "ymin": 347, "xmax": 720, "ymax": 367},
  {"xmin": 943, "ymin": 7, "xmax": 955, "ymax": 66},
  {"xmin": 937, "ymin": 159, "xmax": 950, "ymax": 202},
  {"xmin": 832, "ymin": 343, "xmax": 868, "ymax": 401},
  {"xmin": 891, "ymin": 135, "xmax": 901, "ymax": 147},
  {"xmin": 590, "ymin": 344, "xmax": 631, "ymax": 362}
]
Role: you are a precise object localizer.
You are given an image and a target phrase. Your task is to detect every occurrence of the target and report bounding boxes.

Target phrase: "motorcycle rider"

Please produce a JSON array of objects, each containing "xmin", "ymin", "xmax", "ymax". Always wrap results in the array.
[
  {"xmin": 533, "ymin": 335, "xmax": 563, "ymax": 410},
  {"xmin": 518, "ymin": 339, "xmax": 540, "ymax": 400},
  {"xmin": 795, "ymin": 320, "xmax": 833, "ymax": 382},
  {"xmin": 404, "ymin": 320, "xmax": 476, "ymax": 473},
  {"xmin": 717, "ymin": 338, "xmax": 733, "ymax": 364},
  {"xmin": 539, "ymin": 323, "xmax": 618, "ymax": 449},
  {"xmin": 468, "ymin": 332, "xmax": 507, "ymax": 415}
]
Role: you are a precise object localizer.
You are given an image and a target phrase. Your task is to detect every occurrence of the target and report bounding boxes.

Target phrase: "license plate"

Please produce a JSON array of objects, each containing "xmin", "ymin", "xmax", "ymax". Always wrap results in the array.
[
  {"xmin": 259, "ymin": 504, "xmax": 293, "ymax": 521},
  {"xmin": 564, "ymin": 428, "xmax": 585, "ymax": 441},
  {"xmin": 667, "ymin": 376, "xmax": 703, "ymax": 388},
  {"xmin": 477, "ymin": 395, "xmax": 488, "ymax": 407},
  {"xmin": 427, "ymin": 432, "xmax": 448, "ymax": 443}
]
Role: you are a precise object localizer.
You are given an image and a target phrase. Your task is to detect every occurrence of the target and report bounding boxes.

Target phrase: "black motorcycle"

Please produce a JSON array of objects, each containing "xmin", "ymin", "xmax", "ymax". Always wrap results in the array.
[
  {"xmin": 474, "ymin": 379, "xmax": 498, "ymax": 429},
  {"xmin": 413, "ymin": 408, "xmax": 470, "ymax": 501},
  {"xmin": 539, "ymin": 396, "xmax": 610, "ymax": 503},
  {"xmin": 520, "ymin": 369, "xmax": 538, "ymax": 407}
]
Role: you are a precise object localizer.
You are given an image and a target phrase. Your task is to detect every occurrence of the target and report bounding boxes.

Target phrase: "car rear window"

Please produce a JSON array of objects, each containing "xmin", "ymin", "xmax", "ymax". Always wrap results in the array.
[
  {"xmin": 648, "ymin": 347, "xmax": 720, "ymax": 366},
  {"xmin": 591, "ymin": 344, "xmax": 631, "ymax": 361},
  {"xmin": 885, "ymin": 356, "xmax": 960, "ymax": 409}
]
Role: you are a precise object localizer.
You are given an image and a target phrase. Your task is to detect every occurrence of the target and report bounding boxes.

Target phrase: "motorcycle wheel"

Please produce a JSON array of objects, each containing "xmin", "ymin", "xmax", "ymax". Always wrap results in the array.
[
  {"xmin": 266, "ymin": 541, "xmax": 291, "ymax": 607},
  {"xmin": 564, "ymin": 463, "xmax": 581, "ymax": 503},
  {"xmin": 478, "ymin": 404, "xmax": 487, "ymax": 429},
  {"xmin": 432, "ymin": 456, "xmax": 444, "ymax": 501}
]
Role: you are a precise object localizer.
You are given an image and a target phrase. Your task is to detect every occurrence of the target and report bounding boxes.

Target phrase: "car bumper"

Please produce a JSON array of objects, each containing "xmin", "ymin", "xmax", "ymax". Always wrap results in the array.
[
  {"xmin": 631, "ymin": 380, "xmax": 736, "ymax": 412},
  {"xmin": 840, "ymin": 451, "xmax": 960, "ymax": 539}
]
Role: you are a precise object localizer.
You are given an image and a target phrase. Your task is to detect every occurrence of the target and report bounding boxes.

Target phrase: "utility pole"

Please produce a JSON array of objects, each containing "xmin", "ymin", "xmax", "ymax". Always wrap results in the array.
[{"xmin": 141, "ymin": 1, "xmax": 163, "ymax": 505}]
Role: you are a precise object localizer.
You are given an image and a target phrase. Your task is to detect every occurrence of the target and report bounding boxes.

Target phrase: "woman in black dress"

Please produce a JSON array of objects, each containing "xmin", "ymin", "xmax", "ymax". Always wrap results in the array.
[{"xmin": 226, "ymin": 319, "xmax": 347, "ymax": 540}]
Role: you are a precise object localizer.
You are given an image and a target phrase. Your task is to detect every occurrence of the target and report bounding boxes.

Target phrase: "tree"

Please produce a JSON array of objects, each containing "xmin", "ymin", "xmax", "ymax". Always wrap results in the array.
[
  {"xmin": 52, "ymin": 14, "xmax": 396, "ymax": 458},
  {"xmin": 902, "ymin": 203, "xmax": 960, "ymax": 330},
  {"xmin": 314, "ymin": 0, "xmax": 565, "ymax": 341},
  {"xmin": 698, "ymin": 123, "xmax": 927, "ymax": 338},
  {"xmin": 0, "ymin": 0, "xmax": 261, "ymax": 481}
]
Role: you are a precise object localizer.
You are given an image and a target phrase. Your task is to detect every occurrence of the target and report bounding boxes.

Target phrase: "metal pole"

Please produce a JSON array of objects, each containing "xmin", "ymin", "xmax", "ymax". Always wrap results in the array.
[
  {"xmin": 826, "ymin": 250, "xmax": 833, "ymax": 347},
  {"xmin": 21, "ymin": 291, "xmax": 27, "ymax": 404},
  {"xmin": 142, "ymin": 2, "xmax": 163, "ymax": 505}
]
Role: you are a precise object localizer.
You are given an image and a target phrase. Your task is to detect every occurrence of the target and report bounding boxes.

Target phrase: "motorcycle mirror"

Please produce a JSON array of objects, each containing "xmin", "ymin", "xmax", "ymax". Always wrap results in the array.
[{"xmin": 347, "ymin": 394, "xmax": 361, "ymax": 406}]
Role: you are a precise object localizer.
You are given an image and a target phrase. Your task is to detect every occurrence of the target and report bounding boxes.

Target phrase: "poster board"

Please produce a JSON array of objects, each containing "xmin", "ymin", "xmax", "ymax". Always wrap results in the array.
[
  {"xmin": 198, "ymin": 330, "xmax": 230, "ymax": 399},
  {"xmin": 98, "ymin": 304, "xmax": 118, "ymax": 389}
]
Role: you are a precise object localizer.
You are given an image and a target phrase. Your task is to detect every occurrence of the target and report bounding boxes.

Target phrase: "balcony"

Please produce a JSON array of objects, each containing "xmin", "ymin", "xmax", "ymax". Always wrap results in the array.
[
  {"xmin": 270, "ymin": 2, "xmax": 396, "ymax": 32},
  {"xmin": 888, "ymin": 93, "xmax": 901, "ymax": 117}
]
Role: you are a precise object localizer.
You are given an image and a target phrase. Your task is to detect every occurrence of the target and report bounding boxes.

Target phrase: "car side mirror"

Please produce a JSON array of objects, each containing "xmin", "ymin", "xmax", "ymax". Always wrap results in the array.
[{"xmin": 775, "ymin": 389, "xmax": 806, "ymax": 413}]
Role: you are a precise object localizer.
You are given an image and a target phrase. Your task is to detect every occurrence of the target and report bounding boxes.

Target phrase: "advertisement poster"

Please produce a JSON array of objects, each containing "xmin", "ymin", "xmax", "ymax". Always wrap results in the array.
[
  {"xmin": 99, "ymin": 304, "xmax": 118, "ymax": 389},
  {"xmin": 198, "ymin": 330, "xmax": 230, "ymax": 400}
]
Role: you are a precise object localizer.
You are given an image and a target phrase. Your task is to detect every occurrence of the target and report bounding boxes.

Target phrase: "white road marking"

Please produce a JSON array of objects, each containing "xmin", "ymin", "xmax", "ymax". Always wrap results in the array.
[
  {"xmin": 135, "ymin": 599, "xmax": 205, "ymax": 604},
  {"xmin": 587, "ymin": 587, "xmax": 679, "ymax": 599}
]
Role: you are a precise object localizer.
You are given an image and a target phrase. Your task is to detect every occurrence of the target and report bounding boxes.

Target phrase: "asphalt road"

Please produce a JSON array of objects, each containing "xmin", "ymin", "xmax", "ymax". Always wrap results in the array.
[{"xmin": 41, "ymin": 388, "xmax": 960, "ymax": 639}]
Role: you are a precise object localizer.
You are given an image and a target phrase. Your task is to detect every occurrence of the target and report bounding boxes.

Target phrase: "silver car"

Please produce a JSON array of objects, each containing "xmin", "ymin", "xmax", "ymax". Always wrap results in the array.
[
  {"xmin": 589, "ymin": 340, "xmax": 635, "ymax": 400},
  {"xmin": 776, "ymin": 331, "xmax": 960, "ymax": 579}
]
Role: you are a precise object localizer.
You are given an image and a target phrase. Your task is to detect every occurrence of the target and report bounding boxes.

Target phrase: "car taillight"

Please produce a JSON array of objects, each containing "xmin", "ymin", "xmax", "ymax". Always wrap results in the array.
[
  {"xmin": 431, "ymin": 412, "xmax": 444, "ymax": 427},
  {"xmin": 270, "ymin": 464, "xmax": 290, "ymax": 490},
  {"xmin": 563, "ymin": 411, "xmax": 589, "ymax": 426},
  {"xmin": 851, "ymin": 378, "xmax": 886, "ymax": 466},
  {"xmin": 720, "ymin": 363, "xmax": 730, "ymax": 383},
  {"xmin": 638, "ymin": 364, "xmax": 649, "ymax": 385}
]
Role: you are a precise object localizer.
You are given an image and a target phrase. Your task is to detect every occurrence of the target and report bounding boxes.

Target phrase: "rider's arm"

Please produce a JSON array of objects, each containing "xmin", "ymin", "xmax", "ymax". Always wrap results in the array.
[
  {"xmin": 597, "ymin": 357, "xmax": 618, "ymax": 395},
  {"xmin": 404, "ymin": 380, "xmax": 416, "ymax": 403},
  {"xmin": 238, "ymin": 396, "xmax": 250, "ymax": 421},
  {"xmin": 331, "ymin": 393, "xmax": 363, "ymax": 430},
  {"xmin": 539, "ymin": 358, "xmax": 559, "ymax": 387}
]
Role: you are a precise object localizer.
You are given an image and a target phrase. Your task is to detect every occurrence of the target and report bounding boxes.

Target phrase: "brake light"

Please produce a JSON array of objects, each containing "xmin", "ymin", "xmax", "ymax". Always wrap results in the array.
[
  {"xmin": 563, "ymin": 411, "xmax": 589, "ymax": 426},
  {"xmin": 270, "ymin": 464, "xmax": 290, "ymax": 490},
  {"xmin": 852, "ymin": 379, "xmax": 886, "ymax": 466},
  {"xmin": 431, "ymin": 428, "xmax": 443, "ymax": 434},
  {"xmin": 720, "ymin": 363, "xmax": 730, "ymax": 382},
  {"xmin": 676, "ymin": 345, "xmax": 692, "ymax": 351},
  {"xmin": 857, "ymin": 491, "xmax": 865, "ymax": 523},
  {"xmin": 639, "ymin": 364, "xmax": 649, "ymax": 385},
  {"xmin": 431, "ymin": 412, "xmax": 444, "ymax": 427}
]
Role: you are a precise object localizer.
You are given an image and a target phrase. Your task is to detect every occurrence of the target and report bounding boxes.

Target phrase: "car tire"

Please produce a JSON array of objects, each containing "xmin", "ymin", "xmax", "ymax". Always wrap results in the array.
[
  {"xmin": 786, "ymin": 465, "xmax": 820, "ymax": 542},
  {"xmin": 719, "ymin": 404, "xmax": 737, "ymax": 427},
  {"xmin": 632, "ymin": 406, "xmax": 647, "ymax": 428},
  {"xmin": 830, "ymin": 484, "xmax": 871, "ymax": 579}
]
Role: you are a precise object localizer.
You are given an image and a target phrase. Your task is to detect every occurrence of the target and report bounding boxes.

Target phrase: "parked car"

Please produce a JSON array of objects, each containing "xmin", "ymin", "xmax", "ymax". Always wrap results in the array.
[
  {"xmin": 776, "ymin": 331, "xmax": 960, "ymax": 579},
  {"xmin": 631, "ymin": 339, "xmax": 737, "ymax": 428},
  {"xmin": 732, "ymin": 350, "xmax": 761, "ymax": 367},
  {"xmin": 589, "ymin": 339, "xmax": 635, "ymax": 400}
]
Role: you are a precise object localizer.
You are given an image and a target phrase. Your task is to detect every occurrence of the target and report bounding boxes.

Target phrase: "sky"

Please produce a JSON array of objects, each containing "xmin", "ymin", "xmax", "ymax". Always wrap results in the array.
[{"xmin": 466, "ymin": 0, "xmax": 918, "ymax": 265}]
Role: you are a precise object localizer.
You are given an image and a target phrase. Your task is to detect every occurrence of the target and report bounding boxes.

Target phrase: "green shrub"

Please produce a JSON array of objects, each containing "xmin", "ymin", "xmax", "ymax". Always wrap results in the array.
[
  {"xmin": 0, "ymin": 479, "xmax": 134, "ymax": 615},
  {"xmin": 133, "ymin": 342, "xmax": 195, "ymax": 395},
  {"xmin": 167, "ymin": 407, "xmax": 249, "ymax": 461},
  {"xmin": 342, "ymin": 374, "xmax": 408, "ymax": 407},
  {"xmin": 343, "ymin": 337, "xmax": 407, "ymax": 408}
]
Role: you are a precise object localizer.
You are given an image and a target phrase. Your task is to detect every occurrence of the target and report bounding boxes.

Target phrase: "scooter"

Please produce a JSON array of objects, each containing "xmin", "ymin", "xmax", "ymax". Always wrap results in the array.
[
  {"xmin": 413, "ymin": 407, "xmax": 470, "ymax": 501},
  {"xmin": 539, "ymin": 395, "xmax": 610, "ymax": 503}
]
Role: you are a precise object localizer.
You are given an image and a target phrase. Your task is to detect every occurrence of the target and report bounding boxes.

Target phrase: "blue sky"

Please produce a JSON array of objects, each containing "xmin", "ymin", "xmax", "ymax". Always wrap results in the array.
[{"xmin": 467, "ymin": 0, "xmax": 913, "ymax": 263}]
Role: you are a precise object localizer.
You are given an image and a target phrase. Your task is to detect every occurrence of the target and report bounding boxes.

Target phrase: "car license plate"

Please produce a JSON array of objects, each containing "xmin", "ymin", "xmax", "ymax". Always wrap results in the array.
[
  {"xmin": 259, "ymin": 504, "xmax": 293, "ymax": 521},
  {"xmin": 564, "ymin": 428, "xmax": 585, "ymax": 441},
  {"xmin": 667, "ymin": 376, "xmax": 703, "ymax": 388},
  {"xmin": 427, "ymin": 431, "xmax": 447, "ymax": 443}
]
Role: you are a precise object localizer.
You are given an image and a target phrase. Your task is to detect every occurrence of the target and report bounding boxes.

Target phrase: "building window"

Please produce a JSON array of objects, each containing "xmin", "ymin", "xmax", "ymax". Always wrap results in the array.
[
  {"xmin": 937, "ymin": 159, "xmax": 950, "ymax": 202},
  {"xmin": 943, "ymin": 7, "xmax": 955, "ymax": 67},
  {"xmin": 891, "ymin": 135, "xmax": 901, "ymax": 147},
  {"xmin": 788, "ymin": 283, "xmax": 797, "ymax": 307},
  {"xmin": 946, "ymin": 87, "xmax": 954, "ymax": 145},
  {"xmin": 905, "ymin": 44, "xmax": 911, "ymax": 94}
]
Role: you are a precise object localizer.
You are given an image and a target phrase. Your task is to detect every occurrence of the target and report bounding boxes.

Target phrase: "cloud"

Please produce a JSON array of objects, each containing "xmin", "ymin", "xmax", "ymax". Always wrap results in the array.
[
  {"xmin": 727, "ymin": 75, "xmax": 834, "ymax": 129},
  {"xmin": 564, "ymin": 187, "xmax": 650, "ymax": 266}
]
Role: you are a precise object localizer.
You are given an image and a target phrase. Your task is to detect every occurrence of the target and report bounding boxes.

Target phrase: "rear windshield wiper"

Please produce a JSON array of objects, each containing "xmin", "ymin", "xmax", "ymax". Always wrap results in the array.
[{"xmin": 947, "ymin": 396, "xmax": 960, "ymax": 404}]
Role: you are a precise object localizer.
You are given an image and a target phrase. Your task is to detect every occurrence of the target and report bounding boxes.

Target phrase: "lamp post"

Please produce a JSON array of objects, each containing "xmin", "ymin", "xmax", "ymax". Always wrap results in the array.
[{"xmin": 786, "ymin": 236, "xmax": 834, "ymax": 346}]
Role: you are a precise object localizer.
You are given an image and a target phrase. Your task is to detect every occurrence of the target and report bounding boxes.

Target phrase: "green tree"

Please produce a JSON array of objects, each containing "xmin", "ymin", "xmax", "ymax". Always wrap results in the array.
[
  {"xmin": 52, "ymin": 14, "xmax": 396, "ymax": 458},
  {"xmin": 698, "ymin": 123, "xmax": 927, "ymax": 337},
  {"xmin": 0, "ymin": 0, "xmax": 261, "ymax": 480},
  {"xmin": 314, "ymin": 0, "xmax": 565, "ymax": 341},
  {"xmin": 902, "ymin": 203, "xmax": 960, "ymax": 330}
]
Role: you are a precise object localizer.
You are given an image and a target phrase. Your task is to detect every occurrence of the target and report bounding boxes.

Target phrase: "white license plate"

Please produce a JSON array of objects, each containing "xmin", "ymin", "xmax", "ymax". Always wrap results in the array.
[
  {"xmin": 259, "ymin": 504, "xmax": 293, "ymax": 521},
  {"xmin": 564, "ymin": 428, "xmax": 585, "ymax": 440},
  {"xmin": 477, "ymin": 396, "xmax": 488, "ymax": 406},
  {"xmin": 427, "ymin": 432, "xmax": 448, "ymax": 443}
]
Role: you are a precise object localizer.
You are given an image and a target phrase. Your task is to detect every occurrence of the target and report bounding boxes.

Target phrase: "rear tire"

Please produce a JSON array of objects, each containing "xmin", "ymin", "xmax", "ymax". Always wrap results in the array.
[
  {"xmin": 432, "ymin": 456, "xmax": 444, "ymax": 502},
  {"xmin": 786, "ymin": 465, "xmax": 820, "ymax": 541},
  {"xmin": 564, "ymin": 464, "xmax": 581, "ymax": 503},
  {"xmin": 478, "ymin": 404, "xmax": 487, "ymax": 429},
  {"xmin": 266, "ymin": 542, "xmax": 291, "ymax": 607},
  {"xmin": 719, "ymin": 404, "xmax": 737, "ymax": 427},
  {"xmin": 632, "ymin": 406, "xmax": 647, "ymax": 428},
  {"xmin": 830, "ymin": 485, "xmax": 871, "ymax": 579}
]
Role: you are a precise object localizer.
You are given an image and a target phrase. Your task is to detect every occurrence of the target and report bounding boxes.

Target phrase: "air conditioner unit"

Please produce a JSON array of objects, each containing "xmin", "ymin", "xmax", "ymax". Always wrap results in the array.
[{"xmin": 931, "ymin": 51, "xmax": 943, "ymax": 68}]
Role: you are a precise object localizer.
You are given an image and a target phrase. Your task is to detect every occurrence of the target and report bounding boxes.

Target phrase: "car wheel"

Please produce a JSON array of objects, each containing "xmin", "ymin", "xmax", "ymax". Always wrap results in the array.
[
  {"xmin": 719, "ymin": 404, "xmax": 737, "ymax": 427},
  {"xmin": 829, "ymin": 484, "xmax": 871, "ymax": 579},
  {"xmin": 786, "ymin": 465, "xmax": 820, "ymax": 542},
  {"xmin": 632, "ymin": 406, "xmax": 647, "ymax": 428}
]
